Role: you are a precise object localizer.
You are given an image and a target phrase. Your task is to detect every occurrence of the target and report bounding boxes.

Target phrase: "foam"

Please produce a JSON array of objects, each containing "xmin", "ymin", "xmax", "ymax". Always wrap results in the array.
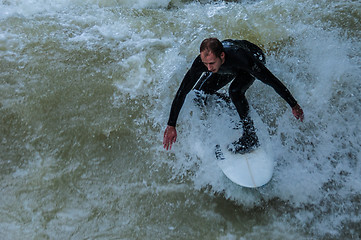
[{"xmin": 1, "ymin": 0, "xmax": 360, "ymax": 238}]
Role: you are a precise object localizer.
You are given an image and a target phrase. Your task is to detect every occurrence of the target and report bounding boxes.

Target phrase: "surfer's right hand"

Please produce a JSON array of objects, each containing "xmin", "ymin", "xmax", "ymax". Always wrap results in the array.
[{"xmin": 163, "ymin": 125, "xmax": 177, "ymax": 150}]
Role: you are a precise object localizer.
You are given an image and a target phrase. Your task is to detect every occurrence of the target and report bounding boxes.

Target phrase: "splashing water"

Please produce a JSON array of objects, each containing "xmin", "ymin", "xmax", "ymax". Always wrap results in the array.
[{"xmin": 1, "ymin": 0, "xmax": 360, "ymax": 239}]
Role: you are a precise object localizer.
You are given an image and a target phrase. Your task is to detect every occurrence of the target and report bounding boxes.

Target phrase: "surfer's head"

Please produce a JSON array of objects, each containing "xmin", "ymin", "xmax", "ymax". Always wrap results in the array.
[{"xmin": 200, "ymin": 38, "xmax": 225, "ymax": 73}]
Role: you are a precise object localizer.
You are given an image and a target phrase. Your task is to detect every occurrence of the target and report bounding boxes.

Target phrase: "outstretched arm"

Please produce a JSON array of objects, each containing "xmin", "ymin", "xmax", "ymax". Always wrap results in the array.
[
  {"xmin": 164, "ymin": 56, "xmax": 205, "ymax": 150},
  {"xmin": 249, "ymin": 60, "xmax": 304, "ymax": 121},
  {"xmin": 167, "ymin": 56, "xmax": 205, "ymax": 127}
]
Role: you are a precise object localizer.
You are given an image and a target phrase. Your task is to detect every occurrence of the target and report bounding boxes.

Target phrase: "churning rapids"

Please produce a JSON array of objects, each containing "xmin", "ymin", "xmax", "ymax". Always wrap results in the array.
[{"xmin": 1, "ymin": 0, "xmax": 360, "ymax": 239}]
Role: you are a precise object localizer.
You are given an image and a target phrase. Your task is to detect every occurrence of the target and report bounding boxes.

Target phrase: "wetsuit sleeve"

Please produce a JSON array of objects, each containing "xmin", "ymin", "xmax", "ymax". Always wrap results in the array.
[
  {"xmin": 249, "ymin": 58, "xmax": 298, "ymax": 108},
  {"xmin": 167, "ymin": 56, "xmax": 205, "ymax": 127}
]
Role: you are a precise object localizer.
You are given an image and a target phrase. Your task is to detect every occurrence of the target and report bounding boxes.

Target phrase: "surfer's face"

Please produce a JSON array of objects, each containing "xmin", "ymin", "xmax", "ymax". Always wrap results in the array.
[{"xmin": 200, "ymin": 51, "xmax": 225, "ymax": 73}]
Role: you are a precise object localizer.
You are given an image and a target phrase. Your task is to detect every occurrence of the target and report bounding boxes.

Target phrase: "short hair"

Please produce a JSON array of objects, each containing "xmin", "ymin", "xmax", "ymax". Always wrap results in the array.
[{"xmin": 200, "ymin": 38, "xmax": 225, "ymax": 58}]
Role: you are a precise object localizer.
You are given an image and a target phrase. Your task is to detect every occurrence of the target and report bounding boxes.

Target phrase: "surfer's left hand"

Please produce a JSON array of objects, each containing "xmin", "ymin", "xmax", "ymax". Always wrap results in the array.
[{"xmin": 292, "ymin": 104, "xmax": 304, "ymax": 122}]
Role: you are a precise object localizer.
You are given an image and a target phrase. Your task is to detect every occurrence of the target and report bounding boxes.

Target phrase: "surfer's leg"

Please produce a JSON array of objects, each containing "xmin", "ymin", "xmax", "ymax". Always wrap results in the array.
[
  {"xmin": 228, "ymin": 72, "xmax": 254, "ymax": 119},
  {"xmin": 228, "ymin": 73, "xmax": 259, "ymax": 154}
]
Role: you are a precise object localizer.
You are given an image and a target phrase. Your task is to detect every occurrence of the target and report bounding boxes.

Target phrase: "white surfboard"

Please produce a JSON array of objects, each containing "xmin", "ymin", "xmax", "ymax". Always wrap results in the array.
[{"xmin": 215, "ymin": 144, "xmax": 274, "ymax": 188}]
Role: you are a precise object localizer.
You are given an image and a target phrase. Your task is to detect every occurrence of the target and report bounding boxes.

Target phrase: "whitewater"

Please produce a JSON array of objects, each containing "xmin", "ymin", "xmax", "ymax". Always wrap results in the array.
[{"xmin": 1, "ymin": 0, "xmax": 360, "ymax": 239}]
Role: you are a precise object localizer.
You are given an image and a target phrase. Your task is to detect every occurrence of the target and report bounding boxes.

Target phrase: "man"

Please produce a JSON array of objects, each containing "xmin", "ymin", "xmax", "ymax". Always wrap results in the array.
[{"xmin": 163, "ymin": 38, "xmax": 304, "ymax": 153}]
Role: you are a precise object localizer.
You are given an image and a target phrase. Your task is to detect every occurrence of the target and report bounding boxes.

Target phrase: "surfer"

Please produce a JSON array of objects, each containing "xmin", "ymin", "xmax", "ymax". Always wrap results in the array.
[{"xmin": 163, "ymin": 38, "xmax": 304, "ymax": 153}]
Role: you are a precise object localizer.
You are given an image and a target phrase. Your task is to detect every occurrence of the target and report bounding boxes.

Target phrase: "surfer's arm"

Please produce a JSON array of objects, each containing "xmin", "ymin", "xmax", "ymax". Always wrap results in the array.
[
  {"xmin": 164, "ymin": 57, "xmax": 203, "ymax": 150},
  {"xmin": 250, "ymin": 61, "xmax": 304, "ymax": 121},
  {"xmin": 164, "ymin": 71, "xmax": 194, "ymax": 150},
  {"xmin": 164, "ymin": 77, "xmax": 190, "ymax": 150},
  {"xmin": 167, "ymin": 56, "xmax": 204, "ymax": 127},
  {"xmin": 167, "ymin": 70, "xmax": 193, "ymax": 127}
]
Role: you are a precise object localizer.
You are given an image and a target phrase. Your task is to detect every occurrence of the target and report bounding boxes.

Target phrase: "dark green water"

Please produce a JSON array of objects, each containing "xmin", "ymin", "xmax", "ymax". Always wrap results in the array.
[{"xmin": 1, "ymin": 0, "xmax": 360, "ymax": 239}]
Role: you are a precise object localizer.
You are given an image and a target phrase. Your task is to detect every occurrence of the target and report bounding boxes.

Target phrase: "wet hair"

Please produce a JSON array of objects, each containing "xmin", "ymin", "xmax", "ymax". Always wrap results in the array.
[{"xmin": 200, "ymin": 38, "xmax": 225, "ymax": 58}]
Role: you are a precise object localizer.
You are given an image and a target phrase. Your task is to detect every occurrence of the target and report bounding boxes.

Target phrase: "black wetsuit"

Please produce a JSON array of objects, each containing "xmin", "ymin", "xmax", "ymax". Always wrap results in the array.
[{"xmin": 167, "ymin": 39, "xmax": 298, "ymax": 127}]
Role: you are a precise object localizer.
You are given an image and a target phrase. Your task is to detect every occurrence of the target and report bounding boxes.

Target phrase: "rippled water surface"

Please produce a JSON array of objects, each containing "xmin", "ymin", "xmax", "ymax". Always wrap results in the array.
[{"xmin": 1, "ymin": 0, "xmax": 360, "ymax": 239}]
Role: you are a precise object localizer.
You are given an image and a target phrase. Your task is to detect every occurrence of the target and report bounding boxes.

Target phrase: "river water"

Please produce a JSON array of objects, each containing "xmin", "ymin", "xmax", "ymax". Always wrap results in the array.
[{"xmin": 1, "ymin": 0, "xmax": 360, "ymax": 239}]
